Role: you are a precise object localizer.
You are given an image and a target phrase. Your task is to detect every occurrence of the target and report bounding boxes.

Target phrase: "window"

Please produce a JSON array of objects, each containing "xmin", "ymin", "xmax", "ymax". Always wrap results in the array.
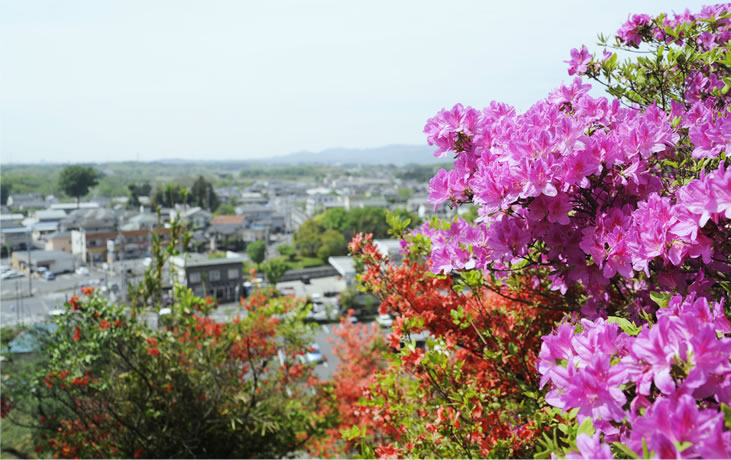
[
  {"xmin": 193, "ymin": 286, "xmax": 204, "ymax": 296},
  {"xmin": 209, "ymin": 270, "xmax": 220, "ymax": 281},
  {"xmin": 228, "ymin": 268, "xmax": 239, "ymax": 279},
  {"xmin": 189, "ymin": 272, "xmax": 201, "ymax": 283}
]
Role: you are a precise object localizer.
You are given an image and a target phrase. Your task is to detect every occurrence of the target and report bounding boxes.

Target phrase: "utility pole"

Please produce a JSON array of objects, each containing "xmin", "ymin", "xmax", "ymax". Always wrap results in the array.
[{"xmin": 25, "ymin": 230, "xmax": 32, "ymax": 296}]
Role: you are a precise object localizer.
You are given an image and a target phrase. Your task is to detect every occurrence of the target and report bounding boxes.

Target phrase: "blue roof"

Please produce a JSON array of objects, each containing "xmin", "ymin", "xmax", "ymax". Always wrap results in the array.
[
  {"xmin": 0, "ymin": 227, "xmax": 30, "ymax": 234},
  {"xmin": 32, "ymin": 222, "xmax": 59, "ymax": 231},
  {"xmin": 5, "ymin": 322, "xmax": 58, "ymax": 353}
]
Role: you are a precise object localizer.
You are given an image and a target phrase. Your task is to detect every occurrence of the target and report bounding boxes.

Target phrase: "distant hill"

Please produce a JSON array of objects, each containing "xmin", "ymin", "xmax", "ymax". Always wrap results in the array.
[{"xmin": 259, "ymin": 144, "xmax": 442, "ymax": 165}]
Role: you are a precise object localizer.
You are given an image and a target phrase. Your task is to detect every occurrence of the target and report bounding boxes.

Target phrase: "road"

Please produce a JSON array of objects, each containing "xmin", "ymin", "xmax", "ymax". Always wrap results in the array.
[{"xmin": 1, "ymin": 261, "xmax": 148, "ymax": 327}]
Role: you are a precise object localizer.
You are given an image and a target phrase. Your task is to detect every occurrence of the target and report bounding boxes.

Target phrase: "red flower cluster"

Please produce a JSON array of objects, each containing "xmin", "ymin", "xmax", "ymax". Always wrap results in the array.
[
  {"xmin": 146, "ymin": 337, "xmax": 159, "ymax": 356},
  {"xmin": 81, "ymin": 286, "xmax": 95, "ymax": 296},
  {"xmin": 0, "ymin": 395, "xmax": 12, "ymax": 418}
]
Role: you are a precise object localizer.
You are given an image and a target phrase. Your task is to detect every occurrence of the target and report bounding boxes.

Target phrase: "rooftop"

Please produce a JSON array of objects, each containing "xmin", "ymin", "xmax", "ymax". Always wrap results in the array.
[
  {"xmin": 171, "ymin": 253, "xmax": 245, "ymax": 268},
  {"xmin": 210, "ymin": 215, "xmax": 245, "ymax": 226},
  {"xmin": 14, "ymin": 250, "xmax": 76, "ymax": 262}
]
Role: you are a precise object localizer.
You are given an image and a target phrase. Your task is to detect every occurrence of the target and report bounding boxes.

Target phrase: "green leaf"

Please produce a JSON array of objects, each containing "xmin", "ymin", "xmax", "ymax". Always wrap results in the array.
[
  {"xmin": 722, "ymin": 403, "xmax": 731, "ymax": 430},
  {"xmin": 649, "ymin": 291, "xmax": 672, "ymax": 309},
  {"xmin": 673, "ymin": 441, "xmax": 693, "ymax": 453},
  {"xmin": 577, "ymin": 417, "xmax": 595, "ymax": 437},
  {"xmin": 607, "ymin": 316, "xmax": 642, "ymax": 336},
  {"xmin": 612, "ymin": 442, "xmax": 640, "ymax": 459}
]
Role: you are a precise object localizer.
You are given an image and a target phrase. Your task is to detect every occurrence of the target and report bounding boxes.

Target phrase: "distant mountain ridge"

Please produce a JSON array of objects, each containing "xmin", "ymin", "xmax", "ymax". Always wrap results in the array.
[{"xmin": 260, "ymin": 144, "xmax": 442, "ymax": 165}]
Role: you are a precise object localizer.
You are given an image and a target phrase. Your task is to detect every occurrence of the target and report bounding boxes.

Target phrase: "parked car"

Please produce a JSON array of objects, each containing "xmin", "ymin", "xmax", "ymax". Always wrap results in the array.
[
  {"xmin": 376, "ymin": 314, "xmax": 393, "ymax": 328},
  {"xmin": 304, "ymin": 344, "xmax": 326, "ymax": 364},
  {"xmin": 42, "ymin": 271, "xmax": 56, "ymax": 281},
  {"xmin": 76, "ymin": 267, "xmax": 89, "ymax": 276},
  {"xmin": 1, "ymin": 270, "xmax": 23, "ymax": 280}
]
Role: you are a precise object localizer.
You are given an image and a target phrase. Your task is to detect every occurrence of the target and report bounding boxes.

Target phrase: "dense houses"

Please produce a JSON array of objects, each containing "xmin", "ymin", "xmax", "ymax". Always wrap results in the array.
[{"xmin": 1, "ymin": 166, "xmax": 452, "ymax": 272}]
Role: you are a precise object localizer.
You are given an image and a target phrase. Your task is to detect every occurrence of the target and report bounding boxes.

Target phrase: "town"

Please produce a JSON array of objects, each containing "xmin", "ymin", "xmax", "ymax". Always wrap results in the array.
[{"xmin": 0, "ymin": 160, "xmax": 459, "ymax": 373}]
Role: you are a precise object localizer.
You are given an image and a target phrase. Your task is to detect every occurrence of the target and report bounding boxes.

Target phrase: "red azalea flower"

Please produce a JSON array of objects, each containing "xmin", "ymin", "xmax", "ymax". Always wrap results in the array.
[{"xmin": 73, "ymin": 326, "xmax": 80, "ymax": 342}]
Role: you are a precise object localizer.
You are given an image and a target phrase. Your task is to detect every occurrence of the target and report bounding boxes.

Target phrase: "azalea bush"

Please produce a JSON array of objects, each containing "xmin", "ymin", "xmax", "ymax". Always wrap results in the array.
[
  {"xmin": 417, "ymin": 4, "xmax": 731, "ymax": 458},
  {"xmin": 307, "ymin": 310, "xmax": 389, "ymax": 458},
  {"xmin": 1, "ymin": 284, "xmax": 330, "ymax": 459},
  {"xmin": 341, "ymin": 232, "xmax": 563, "ymax": 458},
  {"xmin": 335, "ymin": 4, "xmax": 731, "ymax": 459}
]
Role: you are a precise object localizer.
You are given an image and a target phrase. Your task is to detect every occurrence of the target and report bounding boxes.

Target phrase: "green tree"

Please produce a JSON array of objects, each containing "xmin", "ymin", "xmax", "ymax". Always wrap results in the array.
[
  {"xmin": 128, "ymin": 183, "xmax": 152, "ymax": 208},
  {"xmin": 0, "ymin": 182, "xmax": 10, "ymax": 206},
  {"xmin": 214, "ymin": 203, "xmax": 236, "ymax": 216},
  {"xmin": 294, "ymin": 220, "xmax": 324, "ymax": 258},
  {"xmin": 397, "ymin": 187, "xmax": 413, "ymax": 201},
  {"xmin": 316, "ymin": 229, "xmax": 347, "ymax": 260},
  {"xmin": 152, "ymin": 183, "xmax": 188, "ymax": 208},
  {"xmin": 58, "ymin": 166, "xmax": 100, "ymax": 207},
  {"xmin": 317, "ymin": 207, "xmax": 348, "ymax": 231},
  {"xmin": 262, "ymin": 258, "xmax": 289, "ymax": 286},
  {"xmin": 277, "ymin": 243, "xmax": 295, "ymax": 261},
  {"xmin": 342, "ymin": 207, "xmax": 389, "ymax": 240},
  {"xmin": 246, "ymin": 240, "xmax": 267, "ymax": 267},
  {"xmin": 189, "ymin": 176, "xmax": 220, "ymax": 211}
]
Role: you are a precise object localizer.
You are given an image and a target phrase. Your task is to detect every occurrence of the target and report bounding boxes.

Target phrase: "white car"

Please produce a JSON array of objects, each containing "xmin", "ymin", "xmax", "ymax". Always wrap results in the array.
[
  {"xmin": 376, "ymin": 314, "xmax": 393, "ymax": 328},
  {"xmin": 76, "ymin": 267, "xmax": 89, "ymax": 276},
  {"xmin": 304, "ymin": 344, "xmax": 326, "ymax": 364},
  {"xmin": 1, "ymin": 270, "xmax": 23, "ymax": 280}
]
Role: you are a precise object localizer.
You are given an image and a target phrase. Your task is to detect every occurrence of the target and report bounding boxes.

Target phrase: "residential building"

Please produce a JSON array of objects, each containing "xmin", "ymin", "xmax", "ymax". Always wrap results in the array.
[
  {"xmin": 120, "ymin": 213, "xmax": 159, "ymax": 231},
  {"xmin": 208, "ymin": 215, "xmax": 246, "ymax": 249},
  {"xmin": 12, "ymin": 250, "xmax": 76, "ymax": 274},
  {"xmin": 49, "ymin": 202, "xmax": 100, "ymax": 212},
  {"xmin": 171, "ymin": 254, "xmax": 245, "ymax": 303},
  {"xmin": 60, "ymin": 208, "xmax": 117, "ymax": 233},
  {"xmin": 72, "ymin": 228, "xmax": 170, "ymax": 263},
  {"xmin": 170, "ymin": 206, "xmax": 211, "ymax": 230},
  {"xmin": 45, "ymin": 231, "xmax": 73, "ymax": 253},
  {"xmin": 7, "ymin": 193, "xmax": 46, "ymax": 211},
  {"xmin": 1, "ymin": 227, "xmax": 30, "ymax": 252},
  {"xmin": 31, "ymin": 222, "xmax": 60, "ymax": 243},
  {"xmin": 0, "ymin": 213, "xmax": 25, "ymax": 229}
]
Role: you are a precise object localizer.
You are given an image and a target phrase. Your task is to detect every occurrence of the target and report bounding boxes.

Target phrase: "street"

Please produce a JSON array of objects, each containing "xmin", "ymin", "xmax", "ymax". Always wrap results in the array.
[{"xmin": 0, "ymin": 259, "xmax": 147, "ymax": 327}]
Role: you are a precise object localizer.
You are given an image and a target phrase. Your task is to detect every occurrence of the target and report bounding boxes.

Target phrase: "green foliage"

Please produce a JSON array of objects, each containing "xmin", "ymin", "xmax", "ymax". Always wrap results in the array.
[
  {"xmin": 261, "ymin": 258, "xmax": 289, "ymax": 285},
  {"xmin": 294, "ymin": 220, "xmax": 324, "ymax": 258},
  {"xmin": 317, "ymin": 207, "xmax": 348, "ymax": 231},
  {"xmin": 152, "ymin": 183, "xmax": 188, "ymax": 208},
  {"xmin": 214, "ymin": 203, "xmax": 236, "ymax": 216},
  {"xmin": 316, "ymin": 229, "xmax": 347, "ymax": 260},
  {"xmin": 246, "ymin": 241, "xmax": 267, "ymax": 266},
  {"xmin": 0, "ymin": 182, "xmax": 11, "ymax": 206},
  {"xmin": 127, "ymin": 182, "xmax": 151, "ymax": 207},
  {"xmin": 0, "ymin": 326, "xmax": 24, "ymax": 347},
  {"xmin": 58, "ymin": 165, "xmax": 100, "ymax": 204},
  {"xmin": 277, "ymin": 243, "xmax": 295, "ymax": 261},
  {"xmin": 189, "ymin": 175, "xmax": 221, "ymax": 211},
  {"xmin": 397, "ymin": 187, "xmax": 413, "ymax": 201}
]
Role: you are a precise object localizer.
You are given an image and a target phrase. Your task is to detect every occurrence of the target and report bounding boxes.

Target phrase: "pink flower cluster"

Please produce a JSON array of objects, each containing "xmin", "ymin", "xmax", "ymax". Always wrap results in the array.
[
  {"xmin": 423, "ymin": 75, "xmax": 730, "ymax": 305},
  {"xmin": 616, "ymin": 5, "xmax": 731, "ymax": 50},
  {"xmin": 538, "ymin": 294, "xmax": 731, "ymax": 458}
]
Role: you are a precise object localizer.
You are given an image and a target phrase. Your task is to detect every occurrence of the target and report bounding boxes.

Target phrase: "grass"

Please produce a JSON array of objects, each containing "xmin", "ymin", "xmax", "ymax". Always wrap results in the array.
[
  {"xmin": 1, "ymin": 412, "xmax": 36, "ymax": 459},
  {"xmin": 266, "ymin": 256, "xmax": 325, "ymax": 271},
  {"xmin": 1, "ymin": 355, "xmax": 41, "ymax": 459}
]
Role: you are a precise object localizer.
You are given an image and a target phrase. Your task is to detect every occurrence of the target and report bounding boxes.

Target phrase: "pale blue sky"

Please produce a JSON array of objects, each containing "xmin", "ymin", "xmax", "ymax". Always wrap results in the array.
[{"xmin": 0, "ymin": 0, "xmax": 710, "ymax": 164}]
